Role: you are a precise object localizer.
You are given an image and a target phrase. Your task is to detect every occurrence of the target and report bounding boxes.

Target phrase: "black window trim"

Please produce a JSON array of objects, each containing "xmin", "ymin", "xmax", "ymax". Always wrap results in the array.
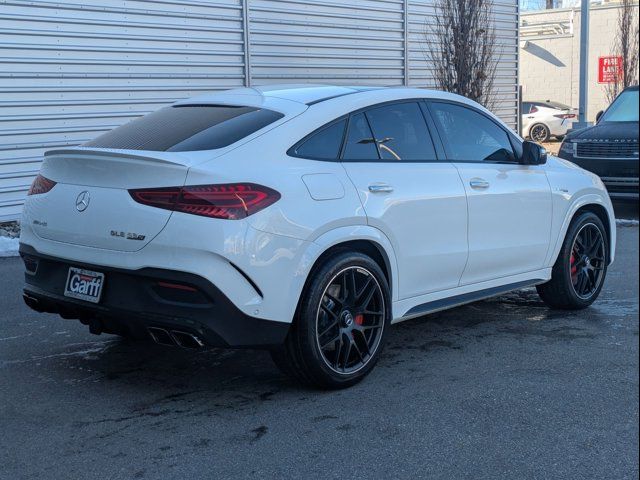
[
  {"xmin": 288, "ymin": 98, "xmax": 446, "ymax": 163},
  {"xmin": 287, "ymin": 115, "xmax": 349, "ymax": 161},
  {"xmin": 342, "ymin": 99, "xmax": 443, "ymax": 163},
  {"xmin": 340, "ymin": 110, "xmax": 381, "ymax": 161},
  {"xmin": 424, "ymin": 99, "xmax": 524, "ymax": 165},
  {"xmin": 287, "ymin": 97, "xmax": 524, "ymax": 164}
]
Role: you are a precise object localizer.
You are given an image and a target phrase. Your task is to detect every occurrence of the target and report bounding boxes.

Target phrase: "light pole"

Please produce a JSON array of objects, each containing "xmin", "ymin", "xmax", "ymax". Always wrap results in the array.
[{"xmin": 573, "ymin": 0, "xmax": 591, "ymax": 130}]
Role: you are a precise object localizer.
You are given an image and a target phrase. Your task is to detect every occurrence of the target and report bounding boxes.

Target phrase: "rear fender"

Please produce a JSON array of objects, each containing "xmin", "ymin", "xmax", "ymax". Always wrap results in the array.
[
  {"xmin": 231, "ymin": 224, "xmax": 398, "ymax": 325},
  {"xmin": 302, "ymin": 225, "xmax": 399, "ymax": 301}
]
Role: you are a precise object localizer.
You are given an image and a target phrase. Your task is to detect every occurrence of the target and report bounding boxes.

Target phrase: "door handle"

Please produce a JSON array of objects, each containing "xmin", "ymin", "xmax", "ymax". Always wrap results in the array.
[
  {"xmin": 469, "ymin": 179, "xmax": 490, "ymax": 189},
  {"xmin": 368, "ymin": 184, "xmax": 394, "ymax": 193}
]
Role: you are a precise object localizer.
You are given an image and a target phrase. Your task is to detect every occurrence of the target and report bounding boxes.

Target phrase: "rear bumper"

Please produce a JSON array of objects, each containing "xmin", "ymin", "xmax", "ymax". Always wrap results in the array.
[
  {"xmin": 20, "ymin": 244, "xmax": 290, "ymax": 348},
  {"xmin": 550, "ymin": 121, "xmax": 570, "ymax": 137}
]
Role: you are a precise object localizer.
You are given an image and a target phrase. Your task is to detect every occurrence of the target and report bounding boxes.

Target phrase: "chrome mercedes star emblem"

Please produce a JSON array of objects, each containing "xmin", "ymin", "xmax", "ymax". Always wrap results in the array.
[
  {"xmin": 341, "ymin": 311, "xmax": 354, "ymax": 327},
  {"xmin": 75, "ymin": 191, "xmax": 90, "ymax": 212}
]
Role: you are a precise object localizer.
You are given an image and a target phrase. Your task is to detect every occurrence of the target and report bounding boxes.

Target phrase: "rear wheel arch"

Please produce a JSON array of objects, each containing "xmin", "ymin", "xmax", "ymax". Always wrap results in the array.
[
  {"xmin": 303, "ymin": 225, "xmax": 399, "ymax": 298},
  {"xmin": 303, "ymin": 239, "xmax": 393, "ymax": 300},
  {"xmin": 289, "ymin": 236, "xmax": 395, "ymax": 326}
]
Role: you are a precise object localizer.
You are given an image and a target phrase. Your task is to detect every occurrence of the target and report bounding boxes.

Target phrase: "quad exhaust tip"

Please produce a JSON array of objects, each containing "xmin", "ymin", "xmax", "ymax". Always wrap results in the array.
[
  {"xmin": 147, "ymin": 327, "xmax": 204, "ymax": 349},
  {"xmin": 148, "ymin": 327, "xmax": 174, "ymax": 346},
  {"xmin": 170, "ymin": 330, "xmax": 205, "ymax": 348},
  {"xmin": 23, "ymin": 293, "xmax": 42, "ymax": 311}
]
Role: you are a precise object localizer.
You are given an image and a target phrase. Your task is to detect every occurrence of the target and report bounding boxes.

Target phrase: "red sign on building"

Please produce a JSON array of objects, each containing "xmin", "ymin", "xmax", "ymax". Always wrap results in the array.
[{"xmin": 598, "ymin": 56, "xmax": 623, "ymax": 84}]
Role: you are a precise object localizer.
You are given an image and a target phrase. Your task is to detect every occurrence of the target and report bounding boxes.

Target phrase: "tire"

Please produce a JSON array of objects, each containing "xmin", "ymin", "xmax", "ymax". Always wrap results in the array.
[
  {"xmin": 529, "ymin": 123, "xmax": 551, "ymax": 143},
  {"xmin": 271, "ymin": 250, "xmax": 391, "ymax": 389},
  {"xmin": 537, "ymin": 211, "xmax": 608, "ymax": 310}
]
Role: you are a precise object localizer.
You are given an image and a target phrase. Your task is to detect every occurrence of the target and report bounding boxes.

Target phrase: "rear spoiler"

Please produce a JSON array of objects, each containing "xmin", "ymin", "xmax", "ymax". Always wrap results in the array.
[{"xmin": 43, "ymin": 148, "xmax": 194, "ymax": 167}]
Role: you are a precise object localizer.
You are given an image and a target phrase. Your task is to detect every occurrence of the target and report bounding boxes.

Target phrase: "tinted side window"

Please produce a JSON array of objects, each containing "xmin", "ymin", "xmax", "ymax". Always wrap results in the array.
[
  {"xmin": 522, "ymin": 102, "xmax": 532, "ymax": 114},
  {"xmin": 430, "ymin": 102, "xmax": 515, "ymax": 163},
  {"xmin": 342, "ymin": 113, "xmax": 379, "ymax": 160},
  {"xmin": 294, "ymin": 119, "xmax": 346, "ymax": 160},
  {"xmin": 365, "ymin": 102, "xmax": 437, "ymax": 161},
  {"xmin": 84, "ymin": 105, "xmax": 283, "ymax": 152}
]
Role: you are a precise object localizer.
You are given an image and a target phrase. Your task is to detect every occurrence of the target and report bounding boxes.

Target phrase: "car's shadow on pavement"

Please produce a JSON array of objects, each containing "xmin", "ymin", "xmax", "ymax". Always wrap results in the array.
[{"xmin": 44, "ymin": 287, "xmax": 610, "ymax": 407}]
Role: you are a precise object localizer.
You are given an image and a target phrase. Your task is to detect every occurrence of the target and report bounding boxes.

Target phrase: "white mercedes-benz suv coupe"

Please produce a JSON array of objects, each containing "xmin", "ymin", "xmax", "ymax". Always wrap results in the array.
[{"xmin": 20, "ymin": 85, "xmax": 615, "ymax": 388}]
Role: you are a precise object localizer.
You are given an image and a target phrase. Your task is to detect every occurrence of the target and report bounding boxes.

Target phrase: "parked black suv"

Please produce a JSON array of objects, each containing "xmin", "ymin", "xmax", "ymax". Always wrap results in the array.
[{"xmin": 558, "ymin": 86, "xmax": 639, "ymax": 199}]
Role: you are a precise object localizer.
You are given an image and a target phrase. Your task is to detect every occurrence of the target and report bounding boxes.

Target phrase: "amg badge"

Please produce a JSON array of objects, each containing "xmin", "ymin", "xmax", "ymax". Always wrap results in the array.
[{"xmin": 110, "ymin": 230, "xmax": 146, "ymax": 241}]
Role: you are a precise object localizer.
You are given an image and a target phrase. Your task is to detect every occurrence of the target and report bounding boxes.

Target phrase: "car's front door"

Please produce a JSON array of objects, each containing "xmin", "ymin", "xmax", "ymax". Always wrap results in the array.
[
  {"xmin": 428, "ymin": 101, "xmax": 553, "ymax": 286},
  {"xmin": 341, "ymin": 101, "xmax": 468, "ymax": 300}
]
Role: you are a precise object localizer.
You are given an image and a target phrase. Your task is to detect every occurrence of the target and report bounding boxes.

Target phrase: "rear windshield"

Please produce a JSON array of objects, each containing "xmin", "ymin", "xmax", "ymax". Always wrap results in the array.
[
  {"xmin": 601, "ymin": 89, "xmax": 639, "ymax": 122},
  {"xmin": 532, "ymin": 101, "xmax": 572, "ymax": 110},
  {"xmin": 84, "ymin": 105, "xmax": 284, "ymax": 151}
]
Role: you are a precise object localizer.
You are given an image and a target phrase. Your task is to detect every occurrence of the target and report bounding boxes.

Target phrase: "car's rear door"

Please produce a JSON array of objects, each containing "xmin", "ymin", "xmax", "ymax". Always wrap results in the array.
[
  {"xmin": 341, "ymin": 101, "xmax": 468, "ymax": 300},
  {"xmin": 426, "ymin": 101, "xmax": 553, "ymax": 286}
]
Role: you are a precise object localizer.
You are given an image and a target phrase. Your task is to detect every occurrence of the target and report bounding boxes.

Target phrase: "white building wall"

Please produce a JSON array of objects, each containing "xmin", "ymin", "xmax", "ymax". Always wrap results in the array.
[
  {"xmin": 520, "ymin": 3, "xmax": 639, "ymax": 123},
  {"xmin": 0, "ymin": 0, "xmax": 520, "ymax": 221}
]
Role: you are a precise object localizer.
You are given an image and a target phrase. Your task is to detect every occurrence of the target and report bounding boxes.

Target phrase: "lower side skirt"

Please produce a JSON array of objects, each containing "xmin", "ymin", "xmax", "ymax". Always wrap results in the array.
[{"xmin": 401, "ymin": 279, "xmax": 547, "ymax": 320}]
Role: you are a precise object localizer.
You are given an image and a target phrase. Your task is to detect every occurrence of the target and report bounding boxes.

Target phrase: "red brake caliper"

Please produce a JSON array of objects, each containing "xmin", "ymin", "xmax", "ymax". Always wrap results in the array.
[
  {"xmin": 352, "ymin": 314, "xmax": 365, "ymax": 340},
  {"xmin": 570, "ymin": 251, "xmax": 578, "ymax": 279}
]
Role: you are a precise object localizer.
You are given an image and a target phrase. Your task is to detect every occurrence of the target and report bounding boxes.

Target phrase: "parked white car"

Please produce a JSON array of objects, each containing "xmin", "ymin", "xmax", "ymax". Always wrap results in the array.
[
  {"xmin": 20, "ymin": 85, "xmax": 615, "ymax": 388},
  {"xmin": 522, "ymin": 101, "xmax": 577, "ymax": 142}
]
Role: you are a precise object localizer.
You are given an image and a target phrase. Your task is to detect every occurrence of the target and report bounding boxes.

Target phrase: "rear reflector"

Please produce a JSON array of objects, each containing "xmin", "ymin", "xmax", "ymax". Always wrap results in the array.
[
  {"xmin": 129, "ymin": 183, "xmax": 280, "ymax": 219},
  {"xmin": 156, "ymin": 281, "xmax": 198, "ymax": 292},
  {"xmin": 554, "ymin": 114, "xmax": 577, "ymax": 119},
  {"xmin": 152, "ymin": 281, "xmax": 209, "ymax": 305},
  {"xmin": 28, "ymin": 174, "xmax": 56, "ymax": 195},
  {"xmin": 22, "ymin": 255, "xmax": 39, "ymax": 274}
]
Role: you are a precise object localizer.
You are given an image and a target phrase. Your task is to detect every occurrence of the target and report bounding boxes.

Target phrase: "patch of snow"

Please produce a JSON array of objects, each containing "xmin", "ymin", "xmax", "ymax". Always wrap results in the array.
[
  {"xmin": 0, "ymin": 236, "xmax": 19, "ymax": 257},
  {"xmin": 616, "ymin": 218, "xmax": 639, "ymax": 227}
]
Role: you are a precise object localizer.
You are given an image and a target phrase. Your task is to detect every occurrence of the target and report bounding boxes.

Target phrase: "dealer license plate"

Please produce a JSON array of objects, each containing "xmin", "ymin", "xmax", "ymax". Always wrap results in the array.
[{"xmin": 63, "ymin": 267, "xmax": 105, "ymax": 304}]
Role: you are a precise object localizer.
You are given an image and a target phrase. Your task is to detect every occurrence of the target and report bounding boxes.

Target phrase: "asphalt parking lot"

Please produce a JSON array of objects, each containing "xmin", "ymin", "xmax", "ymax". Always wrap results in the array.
[{"xmin": 1, "ymin": 219, "xmax": 638, "ymax": 480}]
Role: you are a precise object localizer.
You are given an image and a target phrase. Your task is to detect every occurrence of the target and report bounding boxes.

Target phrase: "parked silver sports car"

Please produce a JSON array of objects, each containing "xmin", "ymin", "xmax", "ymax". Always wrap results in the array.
[{"xmin": 522, "ymin": 100, "xmax": 577, "ymax": 142}]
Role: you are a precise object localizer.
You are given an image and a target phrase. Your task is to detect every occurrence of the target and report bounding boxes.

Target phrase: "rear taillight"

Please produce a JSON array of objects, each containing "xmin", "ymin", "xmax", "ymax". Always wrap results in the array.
[
  {"xmin": 129, "ymin": 183, "xmax": 280, "ymax": 220},
  {"xmin": 27, "ymin": 174, "xmax": 56, "ymax": 195},
  {"xmin": 554, "ymin": 113, "xmax": 576, "ymax": 119}
]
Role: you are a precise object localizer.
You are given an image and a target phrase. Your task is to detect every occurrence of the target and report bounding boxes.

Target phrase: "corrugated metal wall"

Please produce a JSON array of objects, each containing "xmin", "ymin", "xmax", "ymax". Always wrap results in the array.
[
  {"xmin": 407, "ymin": 0, "xmax": 520, "ymax": 125},
  {"xmin": 0, "ymin": 0, "xmax": 519, "ymax": 221},
  {"xmin": 248, "ymin": 0, "xmax": 406, "ymax": 85}
]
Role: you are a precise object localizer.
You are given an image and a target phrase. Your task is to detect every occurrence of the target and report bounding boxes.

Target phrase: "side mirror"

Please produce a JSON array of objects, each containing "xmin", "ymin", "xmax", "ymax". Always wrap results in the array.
[
  {"xmin": 521, "ymin": 140, "xmax": 548, "ymax": 165},
  {"xmin": 595, "ymin": 110, "xmax": 604, "ymax": 123}
]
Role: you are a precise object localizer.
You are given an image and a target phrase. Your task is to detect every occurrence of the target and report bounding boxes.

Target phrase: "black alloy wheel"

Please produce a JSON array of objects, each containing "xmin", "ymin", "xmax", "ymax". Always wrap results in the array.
[
  {"xmin": 537, "ymin": 211, "xmax": 608, "ymax": 310},
  {"xmin": 569, "ymin": 223, "xmax": 606, "ymax": 300},
  {"xmin": 315, "ymin": 266, "xmax": 385, "ymax": 374},
  {"xmin": 270, "ymin": 251, "xmax": 391, "ymax": 389}
]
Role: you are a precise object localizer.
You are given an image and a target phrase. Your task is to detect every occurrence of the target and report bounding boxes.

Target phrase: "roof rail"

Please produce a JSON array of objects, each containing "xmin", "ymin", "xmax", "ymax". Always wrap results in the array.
[{"xmin": 305, "ymin": 91, "xmax": 360, "ymax": 106}]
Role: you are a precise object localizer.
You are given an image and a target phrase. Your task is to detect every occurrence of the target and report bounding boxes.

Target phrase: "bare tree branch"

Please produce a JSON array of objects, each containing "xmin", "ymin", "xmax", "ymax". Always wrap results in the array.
[
  {"xmin": 424, "ymin": 0, "xmax": 500, "ymax": 110},
  {"xmin": 605, "ymin": 0, "xmax": 639, "ymax": 103}
]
